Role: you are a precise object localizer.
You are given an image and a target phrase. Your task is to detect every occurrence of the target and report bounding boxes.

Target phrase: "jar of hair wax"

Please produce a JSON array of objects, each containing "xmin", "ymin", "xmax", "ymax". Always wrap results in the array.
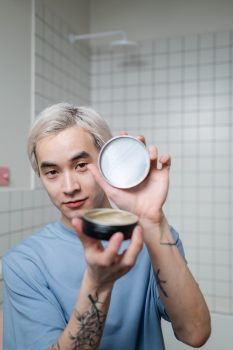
[{"xmin": 82, "ymin": 208, "xmax": 138, "ymax": 240}]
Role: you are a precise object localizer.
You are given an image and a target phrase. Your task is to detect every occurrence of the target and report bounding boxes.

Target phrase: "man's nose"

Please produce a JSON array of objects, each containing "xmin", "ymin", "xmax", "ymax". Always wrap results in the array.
[{"xmin": 63, "ymin": 172, "xmax": 80, "ymax": 194}]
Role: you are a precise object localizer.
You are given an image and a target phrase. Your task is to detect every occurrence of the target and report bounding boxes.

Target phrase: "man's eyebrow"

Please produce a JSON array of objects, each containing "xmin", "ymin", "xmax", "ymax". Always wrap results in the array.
[
  {"xmin": 70, "ymin": 151, "xmax": 91, "ymax": 162},
  {"xmin": 39, "ymin": 151, "xmax": 91, "ymax": 170},
  {"xmin": 40, "ymin": 161, "xmax": 57, "ymax": 170}
]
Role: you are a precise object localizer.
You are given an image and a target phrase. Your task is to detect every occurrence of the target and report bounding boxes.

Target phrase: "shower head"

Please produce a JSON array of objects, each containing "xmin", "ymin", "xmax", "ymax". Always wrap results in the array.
[
  {"xmin": 109, "ymin": 38, "xmax": 139, "ymax": 53},
  {"xmin": 68, "ymin": 31, "xmax": 139, "ymax": 52}
]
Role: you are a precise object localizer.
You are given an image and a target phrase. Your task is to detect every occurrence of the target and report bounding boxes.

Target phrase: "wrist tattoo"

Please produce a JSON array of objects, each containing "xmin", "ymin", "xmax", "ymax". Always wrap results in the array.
[
  {"xmin": 159, "ymin": 226, "xmax": 179, "ymax": 246},
  {"xmin": 156, "ymin": 269, "xmax": 168, "ymax": 298},
  {"xmin": 160, "ymin": 236, "xmax": 179, "ymax": 246},
  {"xmin": 68, "ymin": 291, "xmax": 106, "ymax": 350}
]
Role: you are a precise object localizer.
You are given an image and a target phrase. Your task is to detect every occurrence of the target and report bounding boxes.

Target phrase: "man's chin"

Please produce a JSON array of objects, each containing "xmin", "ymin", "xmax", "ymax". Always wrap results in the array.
[{"xmin": 66, "ymin": 207, "xmax": 92, "ymax": 221}]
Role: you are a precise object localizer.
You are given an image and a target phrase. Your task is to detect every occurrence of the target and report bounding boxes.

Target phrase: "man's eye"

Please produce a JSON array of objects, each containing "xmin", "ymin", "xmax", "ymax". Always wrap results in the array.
[
  {"xmin": 76, "ymin": 162, "xmax": 88, "ymax": 171},
  {"xmin": 46, "ymin": 170, "xmax": 58, "ymax": 178}
]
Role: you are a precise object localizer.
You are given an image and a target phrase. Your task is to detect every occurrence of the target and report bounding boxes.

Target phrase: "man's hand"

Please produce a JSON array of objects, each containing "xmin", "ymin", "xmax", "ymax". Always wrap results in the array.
[
  {"xmin": 72, "ymin": 218, "xmax": 143, "ymax": 289},
  {"xmin": 88, "ymin": 142, "xmax": 171, "ymax": 224}
]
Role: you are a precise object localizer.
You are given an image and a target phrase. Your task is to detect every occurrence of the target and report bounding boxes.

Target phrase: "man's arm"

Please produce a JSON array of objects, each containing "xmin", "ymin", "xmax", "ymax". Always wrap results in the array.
[
  {"xmin": 87, "ymin": 143, "xmax": 211, "ymax": 348},
  {"xmin": 141, "ymin": 214, "xmax": 211, "ymax": 348},
  {"xmin": 49, "ymin": 226, "xmax": 143, "ymax": 350},
  {"xmin": 49, "ymin": 272, "xmax": 112, "ymax": 350}
]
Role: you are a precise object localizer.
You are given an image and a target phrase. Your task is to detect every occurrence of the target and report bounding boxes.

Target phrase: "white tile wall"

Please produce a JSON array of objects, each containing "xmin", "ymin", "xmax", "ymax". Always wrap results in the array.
[
  {"xmin": 34, "ymin": 0, "xmax": 90, "ymax": 114},
  {"xmin": 91, "ymin": 30, "xmax": 233, "ymax": 315},
  {"xmin": 0, "ymin": 0, "xmax": 90, "ymax": 305}
]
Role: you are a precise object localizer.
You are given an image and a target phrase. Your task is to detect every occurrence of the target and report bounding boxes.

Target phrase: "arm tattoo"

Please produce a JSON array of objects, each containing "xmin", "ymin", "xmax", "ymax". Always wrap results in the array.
[
  {"xmin": 68, "ymin": 291, "xmax": 107, "ymax": 350},
  {"xmin": 156, "ymin": 269, "xmax": 168, "ymax": 298}
]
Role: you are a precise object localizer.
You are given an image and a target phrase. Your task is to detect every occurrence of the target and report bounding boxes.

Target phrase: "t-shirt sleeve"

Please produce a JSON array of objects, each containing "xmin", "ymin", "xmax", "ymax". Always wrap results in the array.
[
  {"xmin": 3, "ymin": 249, "xmax": 67, "ymax": 350},
  {"xmin": 155, "ymin": 225, "xmax": 187, "ymax": 321}
]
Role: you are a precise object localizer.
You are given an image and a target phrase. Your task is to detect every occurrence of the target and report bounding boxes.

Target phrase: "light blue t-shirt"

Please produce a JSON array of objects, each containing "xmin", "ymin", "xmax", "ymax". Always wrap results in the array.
[{"xmin": 3, "ymin": 221, "xmax": 185, "ymax": 350}]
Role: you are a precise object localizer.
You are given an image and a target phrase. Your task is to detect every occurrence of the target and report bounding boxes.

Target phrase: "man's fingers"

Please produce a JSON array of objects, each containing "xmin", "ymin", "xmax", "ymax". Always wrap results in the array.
[
  {"xmin": 87, "ymin": 163, "xmax": 116, "ymax": 195},
  {"xmin": 72, "ymin": 217, "xmax": 83, "ymax": 233},
  {"xmin": 136, "ymin": 134, "xmax": 146, "ymax": 145},
  {"xmin": 72, "ymin": 217, "xmax": 102, "ymax": 250},
  {"xmin": 160, "ymin": 154, "xmax": 171, "ymax": 169},
  {"xmin": 148, "ymin": 147, "xmax": 171, "ymax": 171},
  {"xmin": 100, "ymin": 227, "xmax": 142, "ymax": 268},
  {"xmin": 120, "ymin": 225, "xmax": 143, "ymax": 267},
  {"xmin": 148, "ymin": 145, "xmax": 158, "ymax": 168},
  {"xmin": 72, "ymin": 216, "xmax": 124, "ymax": 264},
  {"xmin": 101, "ymin": 232, "xmax": 124, "ymax": 265},
  {"xmin": 120, "ymin": 131, "xmax": 146, "ymax": 146},
  {"xmin": 72, "ymin": 217, "xmax": 142, "ymax": 272}
]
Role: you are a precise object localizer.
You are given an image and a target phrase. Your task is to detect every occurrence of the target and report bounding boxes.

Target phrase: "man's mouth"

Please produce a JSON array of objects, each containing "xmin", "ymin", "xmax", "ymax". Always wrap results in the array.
[{"xmin": 63, "ymin": 198, "xmax": 87, "ymax": 209}]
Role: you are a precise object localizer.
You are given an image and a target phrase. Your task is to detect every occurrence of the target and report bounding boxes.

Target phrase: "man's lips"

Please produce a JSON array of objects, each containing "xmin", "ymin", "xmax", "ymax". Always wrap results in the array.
[{"xmin": 63, "ymin": 198, "xmax": 87, "ymax": 208}]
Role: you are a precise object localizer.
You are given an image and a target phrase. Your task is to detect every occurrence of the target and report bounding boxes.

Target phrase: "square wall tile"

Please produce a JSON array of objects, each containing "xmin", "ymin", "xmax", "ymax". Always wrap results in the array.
[{"xmin": 0, "ymin": 192, "xmax": 10, "ymax": 212}]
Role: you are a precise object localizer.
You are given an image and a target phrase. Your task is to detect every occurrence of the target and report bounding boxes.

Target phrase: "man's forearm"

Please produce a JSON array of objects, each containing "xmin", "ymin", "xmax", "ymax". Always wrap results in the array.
[
  {"xmin": 49, "ymin": 271, "xmax": 113, "ymax": 350},
  {"xmin": 141, "ymin": 214, "xmax": 211, "ymax": 347}
]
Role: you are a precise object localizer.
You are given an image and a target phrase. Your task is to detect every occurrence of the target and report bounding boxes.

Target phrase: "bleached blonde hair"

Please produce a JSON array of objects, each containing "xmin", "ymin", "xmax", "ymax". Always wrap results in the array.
[{"xmin": 28, "ymin": 103, "xmax": 113, "ymax": 175}]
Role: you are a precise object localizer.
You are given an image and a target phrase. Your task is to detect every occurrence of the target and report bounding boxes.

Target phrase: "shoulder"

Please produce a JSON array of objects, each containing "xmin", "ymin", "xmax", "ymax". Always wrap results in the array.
[
  {"xmin": 3, "ymin": 222, "xmax": 59, "ymax": 273},
  {"xmin": 4, "ymin": 221, "xmax": 57, "ymax": 252},
  {"xmin": 3, "ymin": 221, "xmax": 83, "ymax": 283}
]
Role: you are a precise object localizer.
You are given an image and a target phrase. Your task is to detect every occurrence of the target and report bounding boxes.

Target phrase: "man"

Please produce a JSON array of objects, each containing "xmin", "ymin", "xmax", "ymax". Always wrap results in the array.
[{"xmin": 3, "ymin": 103, "xmax": 211, "ymax": 349}]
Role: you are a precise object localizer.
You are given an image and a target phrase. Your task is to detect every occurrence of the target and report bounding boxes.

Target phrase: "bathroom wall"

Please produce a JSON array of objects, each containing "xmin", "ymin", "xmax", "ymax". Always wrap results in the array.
[
  {"xmin": 90, "ymin": 27, "xmax": 233, "ymax": 348},
  {"xmin": 0, "ymin": 0, "xmax": 32, "ymax": 188},
  {"xmin": 34, "ymin": 0, "xmax": 90, "ymax": 119},
  {"xmin": 90, "ymin": 0, "xmax": 233, "ymax": 42},
  {"xmin": 0, "ymin": 0, "xmax": 90, "ymax": 305},
  {"xmin": 90, "ymin": 30, "xmax": 233, "ymax": 317}
]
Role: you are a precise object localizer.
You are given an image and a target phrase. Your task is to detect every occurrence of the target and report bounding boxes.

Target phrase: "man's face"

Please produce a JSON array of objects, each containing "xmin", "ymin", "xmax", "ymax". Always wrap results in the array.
[{"xmin": 36, "ymin": 126, "xmax": 108, "ymax": 229}]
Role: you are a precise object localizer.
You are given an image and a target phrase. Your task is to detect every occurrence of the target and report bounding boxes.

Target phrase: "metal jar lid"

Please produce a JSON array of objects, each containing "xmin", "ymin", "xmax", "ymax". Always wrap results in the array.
[{"xmin": 98, "ymin": 135, "xmax": 150, "ymax": 189}]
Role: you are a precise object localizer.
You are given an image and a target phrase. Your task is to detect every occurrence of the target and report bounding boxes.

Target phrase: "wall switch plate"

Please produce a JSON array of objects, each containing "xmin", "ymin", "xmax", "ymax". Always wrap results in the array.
[{"xmin": 0, "ymin": 167, "xmax": 10, "ymax": 186}]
